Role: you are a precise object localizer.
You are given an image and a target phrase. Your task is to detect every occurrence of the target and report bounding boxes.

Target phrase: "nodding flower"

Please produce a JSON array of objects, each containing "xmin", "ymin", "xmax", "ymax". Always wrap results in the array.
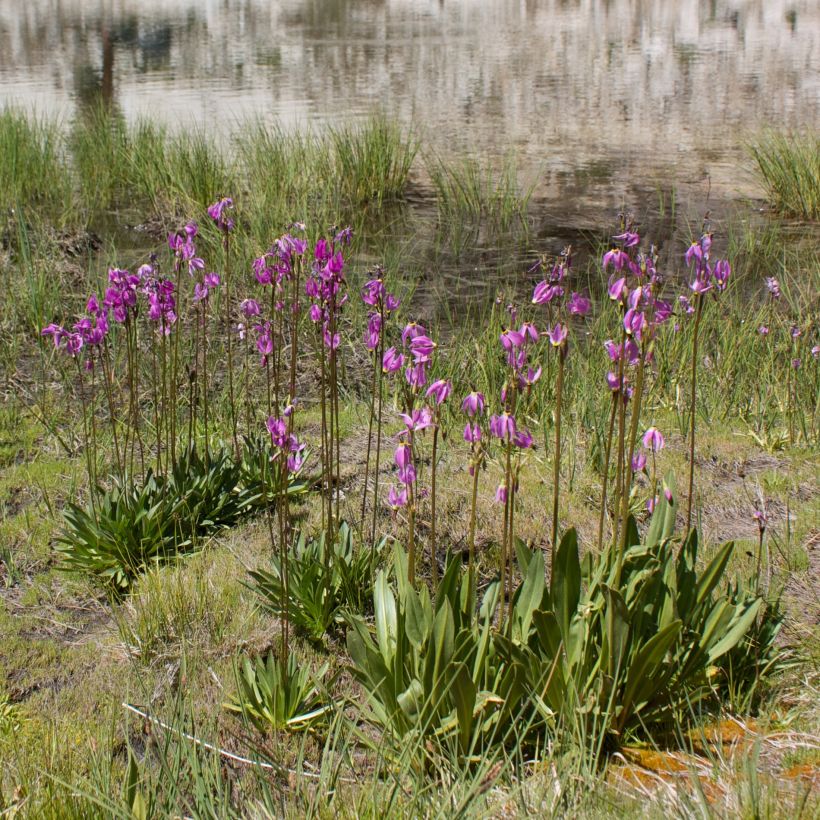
[
  {"xmin": 240, "ymin": 299, "xmax": 261, "ymax": 318},
  {"xmin": 752, "ymin": 508, "xmax": 768, "ymax": 532},
  {"xmin": 713, "ymin": 259, "xmax": 731, "ymax": 291},
  {"xmin": 758, "ymin": 325, "xmax": 769, "ymax": 336},
  {"xmin": 678, "ymin": 295, "xmax": 695, "ymax": 315},
  {"xmin": 606, "ymin": 371, "xmax": 621, "ymax": 392},
  {"xmin": 409, "ymin": 334, "xmax": 436, "ymax": 362},
  {"xmin": 765, "ymin": 277, "xmax": 781, "ymax": 299},
  {"xmin": 689, "ymin": 269, "xmax": 712, "ymax": 296},
  {"xmin": 382, "ymin": 347, "xmax": 404, "ymax": 374},
  {"xmin": 462, "ymin": 391, "xmax": 486, "ymax": 417},
  {"xmin": 513, "ymin": 428, "xmax": 533, "ymax": 449},
  {"xmin": 602, "ymin": 248, "xmax": 627, "ymax": 272},
  {"xmin": 207, "ymin": 196, "xmax": 235, "ymax": 233},
  {"xmin": 642, "ymin": 427, "xmax": 665, "ymax": 452},
  {"xmin": 401, "ymin": 321, "xmax": 426, "ymax": 345},
  {"xmin": 361, "ymin": 278, "xmax": 385, "ymax": 306},
  {"xmin": 387, "ymin": 485, "xmax": 407, "ymax": 510},
  {"xmin": 631, "ymin": 452, "xmax": 647, "ymax": 472},
  {"xmin": 394, "ymin": 442, "xmax": 412, "ymax": 470},
  {"xmin": 463, "ymin": 423, "xmax": 481, "ymax": 443},
  {"xmin": 489, "ymin": 412, "xmax": 516, "ymax": 441},
  {"xmin": 532, "ymin": 281, "xmax": 563, "ymax": 304},
  {"xmin": 548, "ymin": 323, "xmax": 568, "ymax": 347},
  {"xmin": 41, "ymin": 324, "xmax": 83, "ymax": 356},
  {"xmin": 398, "ymin": 407, "xmax": 433, "ymax": 435},
  {"xmin": 425, "ymin": 379, "xmax": 452, "ymax": 406},
  {"xmin": 519, "ymin": 321, "xmax": 540, "ymax": 344},
  {"xmin": 613, "ymin": 230, "xmax": 640, "ymax": 248},
  {"xmin": 495, "ymin": 483, "xmax": 508, "ymax": 504},
  {"xmin": 568, "ymin": 292, "xmax": 591, "ymax": 316},
  {"xmin": 500, "ymin": 327, "xmax": 525, "ymax": 351},
  {"xmin": 365, "ymin": 313, "xmax": 382, "ymax": 350},
  {"xmin": 520, "ymin": 366, "xmax": 542, "ymax": 389},
  {"xmin": 607, "ymin": 275, "xmax": 628, "ymax": 303}
]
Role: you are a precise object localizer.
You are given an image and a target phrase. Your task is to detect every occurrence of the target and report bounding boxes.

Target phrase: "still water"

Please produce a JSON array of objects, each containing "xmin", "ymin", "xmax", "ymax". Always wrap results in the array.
[{"xmin": 1, "ymin": 0, "xmax": 818, "ymax": 226}]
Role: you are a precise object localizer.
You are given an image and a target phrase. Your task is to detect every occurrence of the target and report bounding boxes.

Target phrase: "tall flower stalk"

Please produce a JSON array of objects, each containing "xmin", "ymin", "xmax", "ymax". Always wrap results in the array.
[
  {"xmin": 207, "ymin": 197, "xmax": 239, "ymax": 458},
  {"xmin": 266, "ymin": 411, "xmax": 306, "ymax": 664},
  {"xmin": 425, "ymin": 378, "xmax": 451, "ymax": 589},
  {"xmin": 683, "ymin": 229, "xmax": 731, "ymax": 533},
  {"xmin": 462, "ymin": 391, "xmax": 486, "ymax": 587}
]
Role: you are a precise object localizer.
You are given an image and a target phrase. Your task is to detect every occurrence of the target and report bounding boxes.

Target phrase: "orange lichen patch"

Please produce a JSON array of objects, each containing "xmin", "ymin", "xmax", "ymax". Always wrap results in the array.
[
  {"xmin": 620, "ymin": 747, "xmax": 692, "ymax": 774},
  {"xmin": 687, "ymin": 718, "xmax": 761, "ymax": 756},
  {"xmin": 782, "ymin": 763, "xmax": 820, "ymax": 787},
  {"xmin": 608, "ymin": 748, "xmax": 724, "ymax": 804}
]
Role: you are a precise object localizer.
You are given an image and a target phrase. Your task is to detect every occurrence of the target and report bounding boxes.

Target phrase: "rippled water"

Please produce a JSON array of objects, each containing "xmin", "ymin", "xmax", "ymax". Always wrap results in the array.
[{"xmin": 1, "ymin": 0, "xmax": 818, "ymax": 226}]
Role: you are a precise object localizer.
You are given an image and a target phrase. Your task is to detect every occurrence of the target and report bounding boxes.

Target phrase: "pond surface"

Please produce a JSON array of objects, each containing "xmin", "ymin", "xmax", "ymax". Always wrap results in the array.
[{"xmin": 1, "ymin": 0, "xmax": 818, "ymax": 232}]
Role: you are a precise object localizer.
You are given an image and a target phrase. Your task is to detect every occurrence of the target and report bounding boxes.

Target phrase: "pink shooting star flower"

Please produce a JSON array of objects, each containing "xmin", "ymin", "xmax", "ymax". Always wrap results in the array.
[
  {"xmin": 382, "ymin": 347, "xmax": 405, "ymax": 374},
  {"xmin": 713, "ymin": 259, "xmax": 731, "ymax": 291},
  {"xmin": 207, "ymin": 196, "xmax": 235, "ymax": 233},
  {"xmin": 500, "ymin": 328, "xmax": 525, "ymax": 351},
  {"xmin": 240, "ymin": 299, "xmax": 261, "ymax": 318},
  {"xmin": 532, "ymin": 281, "xmax": 564, "ymax": 305},
  {"xmin": 513, "ymin": 428, "xmax": 533, "ymax": 449},
  {"xmin": 489, "ymin": 412, "xmax": 517, "ymax": 441},
  {"xmin": 387, "ymin": 485, "xmax": 407, "ymax": 510},
  {"xmin": 613, "ymin": 230, "xmax": 640, "ymax": 248},
  {"xmin": 548, "ymin": 323, "xmax": 568, "ymax": 347},
  {"xmin": 642, "ymin": 427, "xmax": 665, "ymax": 452},
  {"xmin": 398, "ymin": 407, "xmax": 433, "ymax": 435},
  {"xmin": 462, "ymin": 391, "xmax": 486, "ymax": 417},
  {"xmin": 519, "ymin": 321, "xmax": 540, "ymax": 344},
  {"xmin": 603, "ymin": 248, "xmax": 627, "ymax": 272},
  {"xmin": 425, "ymin": 379, "xmax": 452, "ymax": 405},
  {"xmin": 463, "ymin": 423, "xmax": 481, "ymax": 443},
  {"xmin": 608, "ymin": 275, "xmax": 628, "ymax": 303},
  {"xmin": 765, "ymin": 277, "xmax": 781, "ymax": 299},
  {"xmin": 365, "ymin": 313, "xmax": 382, "ymax": 350},
  {"xmin": 567, "ymin": 292, "xmax": 591, "ymax": 316},
  {"xmin": 401, "ymin": 322, "xmax": 426, "ymax": 345}
]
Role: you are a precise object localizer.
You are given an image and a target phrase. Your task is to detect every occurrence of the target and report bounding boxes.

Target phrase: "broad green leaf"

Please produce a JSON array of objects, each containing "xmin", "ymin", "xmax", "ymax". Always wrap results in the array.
[
  {"xmin": 514, "ymin": 547, "xmax": 546, "ymax": 641},
  {"xmin": 451, "ymin": 662, "xmax": 477, "ymax": 753},
  {"xmin": 708, "ymin": 599, "xmax": 762, "ymax": 662},
  {"xmin": 696, "ymin": 541, "xmax": 734, "ymax": 607},
  {"xmin": 550, "ymin": 529, "xmax": 580, "ymax": 643},
  {"xmin": 619, "ymin": 620, "xmax": 681, "ymax": 726},
  {"xmin": 374, "ymin": 571, "xmax": 398, "ymax": 666}
]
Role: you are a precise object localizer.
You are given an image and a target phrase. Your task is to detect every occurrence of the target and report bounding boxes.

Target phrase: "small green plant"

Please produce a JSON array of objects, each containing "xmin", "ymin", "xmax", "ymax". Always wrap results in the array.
[
  {"xmin": 239, "ymin": 433, "xmax": 310, "ymax": 506},
  {"xmin": 346, "ymin": 548, "xmax": 532, "ymax": 762},
  {"xmin": 224, "ymin": 652, "xmax": 331, "ymax": 734},
  {"xmin": 248, "ymin": 521, "xmax": 383, "ymax": 642},
  {"xmin": 58, "ymin": 446, "xmax": 260, "ymax": 590}
]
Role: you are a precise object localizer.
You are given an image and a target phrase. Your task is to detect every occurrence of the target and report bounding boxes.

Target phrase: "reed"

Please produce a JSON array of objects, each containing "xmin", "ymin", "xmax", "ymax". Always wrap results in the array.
[{"xmin": 749, "ymin": 131, "xmax": 820, "ymax": 220}]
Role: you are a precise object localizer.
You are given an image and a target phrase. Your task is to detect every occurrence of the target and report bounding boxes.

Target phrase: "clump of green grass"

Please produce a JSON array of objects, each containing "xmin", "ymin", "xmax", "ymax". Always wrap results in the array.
[
  {"xmin": 749, "ymin": 132, "xmax": 820, "ymax": 219},
  {"xmin": 330, "ymin": 115, "xmax": 418, "ymax": 206},
  {"xmin": 69, "ymin": 103, "xmax": 130, "ymax": 216},
  {"xmin": 0, "ymin": 108, "xmax": 72, "ymax": 219},
  {"xmin": 428, "ymin": 153, "xmax": 532, "ymax": 238}
]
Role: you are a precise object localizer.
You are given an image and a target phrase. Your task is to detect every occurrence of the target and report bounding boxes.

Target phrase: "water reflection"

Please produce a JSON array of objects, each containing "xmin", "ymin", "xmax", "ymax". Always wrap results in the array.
[{"xmin": 0, "ymin": 0, "xmax": 817, "ymax": 219}]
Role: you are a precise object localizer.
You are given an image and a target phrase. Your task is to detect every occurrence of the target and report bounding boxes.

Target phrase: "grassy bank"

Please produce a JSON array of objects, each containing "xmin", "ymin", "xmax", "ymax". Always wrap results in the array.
[{"xmin": 0, "ymin": 108, "xmax": 819, "ymax": 817}]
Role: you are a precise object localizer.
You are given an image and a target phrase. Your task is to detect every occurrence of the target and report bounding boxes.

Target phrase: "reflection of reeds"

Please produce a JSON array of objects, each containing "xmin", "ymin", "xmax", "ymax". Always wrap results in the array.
[{"xmin": 749, "ymin": 132, "xmax": 820, "ymax": 220}]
